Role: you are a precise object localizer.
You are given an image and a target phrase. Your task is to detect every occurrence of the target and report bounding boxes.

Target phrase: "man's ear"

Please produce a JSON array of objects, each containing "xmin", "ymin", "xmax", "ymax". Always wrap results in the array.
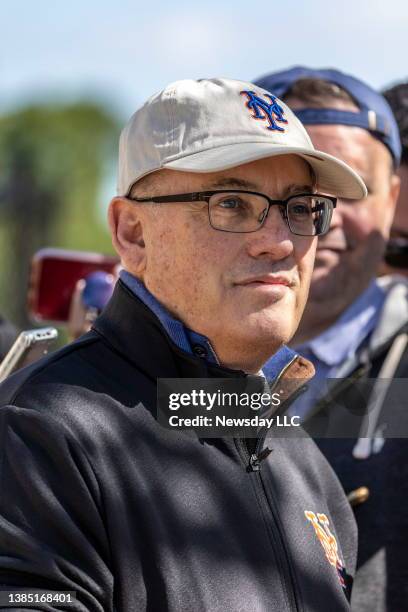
[
  {"xmin": 108, "ymin": 197, "xmax": 147, "ymax": 275},
  {"xmin": 384, "ymin": 173, "xmax": 401, "ymax": 235}
]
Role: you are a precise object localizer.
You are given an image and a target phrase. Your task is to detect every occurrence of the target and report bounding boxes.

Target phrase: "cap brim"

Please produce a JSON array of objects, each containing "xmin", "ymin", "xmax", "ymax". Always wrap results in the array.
[{"xmin": 164, "ymin": 143, "xmax": 367, "ymax": 199}]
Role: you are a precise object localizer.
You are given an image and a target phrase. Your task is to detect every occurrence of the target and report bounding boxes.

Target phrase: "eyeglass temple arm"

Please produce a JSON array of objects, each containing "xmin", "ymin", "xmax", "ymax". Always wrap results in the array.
[{"xmin": 129, "ymin": 193, "xmax": 205, "ymax": 203}]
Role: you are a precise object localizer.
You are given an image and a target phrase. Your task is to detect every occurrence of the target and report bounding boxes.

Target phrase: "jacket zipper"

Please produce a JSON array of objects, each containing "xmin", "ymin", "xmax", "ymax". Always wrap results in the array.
[
  {"xmin": 236, "ymin": 437, "xmax": 301, "ymax": 612},
  {"xmin": 238, "ymin": 361, "xmax": 307, "ymax": 611}
]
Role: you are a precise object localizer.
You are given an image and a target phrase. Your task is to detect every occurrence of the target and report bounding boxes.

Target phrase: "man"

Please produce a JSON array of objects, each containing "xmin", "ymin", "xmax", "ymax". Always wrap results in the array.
[
  {"xmin": 381, "ymin": 82, "xmax": 408, "ymax": 275},
  {"xmin": 255, "ymin": 67, "xmax": 406, "ymax": 611},
  {"xmin": 0, "ymin": 78, "xmax": 365, "ymax": 611}
]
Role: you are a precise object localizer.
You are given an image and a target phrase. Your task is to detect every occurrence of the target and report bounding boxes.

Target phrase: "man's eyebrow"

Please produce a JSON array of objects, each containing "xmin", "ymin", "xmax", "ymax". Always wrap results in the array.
[
  {"xmin": 208, "ymin": 177, "xmax": 259, "ymax": 190},
  {"xmin": 205, "ymin": 178, "xmax": 314, "ymax": 196},
  {"xmin": 283, "ymin": 183, "xmax": 315, "ymax": 197}
]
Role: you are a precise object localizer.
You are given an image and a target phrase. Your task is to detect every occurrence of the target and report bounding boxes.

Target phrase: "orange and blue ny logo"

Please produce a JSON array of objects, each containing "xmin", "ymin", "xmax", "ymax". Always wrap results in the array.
[
  {"xmin": 240, "ymin": 90, "xmax": 288, "ymax": 132},
  {"xmin": 304, "ymin": 510, "xmax": 346, "ymax": 589}
]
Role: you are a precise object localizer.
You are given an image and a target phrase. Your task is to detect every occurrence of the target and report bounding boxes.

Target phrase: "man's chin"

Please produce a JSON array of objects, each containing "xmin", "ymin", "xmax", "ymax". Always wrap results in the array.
[
  {"xmin": 240, "ymin": 312, "xmax": 294, "ymax": 346},
  {"xmin": 236, "ymin": 285, "xmax": 298, "ymax": 316}
]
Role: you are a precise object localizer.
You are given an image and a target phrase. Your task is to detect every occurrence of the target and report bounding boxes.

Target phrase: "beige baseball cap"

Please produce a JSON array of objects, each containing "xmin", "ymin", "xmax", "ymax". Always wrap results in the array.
[{"xmin": 117, "ymin": 77, "xmax": 367, "ymax": 199}]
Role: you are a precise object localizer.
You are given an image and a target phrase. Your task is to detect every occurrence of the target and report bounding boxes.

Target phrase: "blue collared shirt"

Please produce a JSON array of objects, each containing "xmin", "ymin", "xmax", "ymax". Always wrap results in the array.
[
  {"xmin": 120, "ymin": 270, "xmax": 298, "ymax": 378},
  {"xmin": 289, "ymin": 280, "xmax": 386, "ymax": 417},
  {"xmin": 295, "ymin": 280, "xmax": 386, "ymax": 379}
]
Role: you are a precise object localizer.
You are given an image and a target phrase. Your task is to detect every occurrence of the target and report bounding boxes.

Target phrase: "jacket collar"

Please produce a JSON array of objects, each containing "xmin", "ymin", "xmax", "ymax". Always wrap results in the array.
[{"xmin": 119, "ymin": 270, "xmax": 219, "ymax": 364}]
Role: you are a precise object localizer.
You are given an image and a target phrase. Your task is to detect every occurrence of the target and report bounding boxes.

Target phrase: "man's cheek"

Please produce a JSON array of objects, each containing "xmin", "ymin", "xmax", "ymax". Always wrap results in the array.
[
  {"xmin": 298, "ymin": 250, "xmax": 316, "ymax": 303},
  {"xmin": 295, "ymin": 235, "xmax": 317, "ymax": 260},
  {"xmin": 299, "ymin": 241, "xmax": 317, "ymax": 279},
  {"xmin": 343, "ymin": 204, "xmax": 379, "ymax": 242},
  {"xmin": 296, "ymin": 273, "xmax": 311, "ymax": 311}
]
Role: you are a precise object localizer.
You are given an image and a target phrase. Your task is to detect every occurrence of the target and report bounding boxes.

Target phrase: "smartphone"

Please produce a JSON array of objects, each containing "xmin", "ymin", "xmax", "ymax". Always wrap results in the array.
[
  {"xmin": 0, "ymin": 327, "xmax": 58, "ymax": 383},
  {"xmin": 28, "ymin": 248, "xmax": 120, "ymax": 324}
]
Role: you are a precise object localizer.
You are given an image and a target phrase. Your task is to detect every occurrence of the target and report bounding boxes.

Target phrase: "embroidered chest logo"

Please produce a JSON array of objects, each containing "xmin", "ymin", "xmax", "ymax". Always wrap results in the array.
[
  {"xmin": 240, "ymin": 90, "xmax": 288, "ymax": 132},
  {"xmin": 304, "ymin": 511, "xmax": 346, "ymax": 589}
]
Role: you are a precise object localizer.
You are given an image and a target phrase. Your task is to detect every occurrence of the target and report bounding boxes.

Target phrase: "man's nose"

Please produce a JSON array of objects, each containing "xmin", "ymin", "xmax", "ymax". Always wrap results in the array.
[{"xmin": 245, "ymin": 205, "xmax": 295, "ymax": 259}]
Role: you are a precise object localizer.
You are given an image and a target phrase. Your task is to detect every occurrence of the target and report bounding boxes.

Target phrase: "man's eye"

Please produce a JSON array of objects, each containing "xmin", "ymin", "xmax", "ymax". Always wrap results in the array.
[
  {"xmin": 291, "ymin": 203, "xmax": 310, "ymax": 216},
  {"xmin": 218, "ymin": 197, "xmax": 243, "ymax": 209}
]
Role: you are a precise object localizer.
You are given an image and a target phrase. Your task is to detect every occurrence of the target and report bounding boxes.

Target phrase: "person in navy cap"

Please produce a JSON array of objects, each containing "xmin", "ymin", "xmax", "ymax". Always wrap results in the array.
[{"xmin": 256, "ymin": 67, "xmax": 406, "ymax": 611}]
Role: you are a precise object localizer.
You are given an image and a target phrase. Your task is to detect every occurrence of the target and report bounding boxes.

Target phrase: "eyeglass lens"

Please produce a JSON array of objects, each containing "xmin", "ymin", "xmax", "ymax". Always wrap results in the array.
[{"xmin": 208, "ymin": 192, "xmax": 332, "ymax": 236}]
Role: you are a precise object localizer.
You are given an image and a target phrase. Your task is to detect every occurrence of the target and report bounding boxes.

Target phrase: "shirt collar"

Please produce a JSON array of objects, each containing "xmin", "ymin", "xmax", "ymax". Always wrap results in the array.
[
  {"xmin": 262, "ymin": 345, "xmax": 299, "ymax": 380},
  {"xmin": 297, "ymin": 280, "xmax": 386, "ymax": 367}
]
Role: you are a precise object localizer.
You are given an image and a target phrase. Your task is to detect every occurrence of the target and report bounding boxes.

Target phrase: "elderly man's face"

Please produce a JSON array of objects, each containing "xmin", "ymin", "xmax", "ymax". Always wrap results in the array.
[
  {"xmin": 110, "ymin": 155, "xmax": 316, "ymax": 372},
  {"xmin": 292, "ymin": 124, "xmax": 399, "ymax": 324}
]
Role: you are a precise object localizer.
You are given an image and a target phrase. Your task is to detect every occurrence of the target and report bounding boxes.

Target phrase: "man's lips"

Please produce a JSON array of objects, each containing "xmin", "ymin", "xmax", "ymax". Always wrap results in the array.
[{"xmin": 235, "ymin": 274, "xmax": 294, "ymax": 287}]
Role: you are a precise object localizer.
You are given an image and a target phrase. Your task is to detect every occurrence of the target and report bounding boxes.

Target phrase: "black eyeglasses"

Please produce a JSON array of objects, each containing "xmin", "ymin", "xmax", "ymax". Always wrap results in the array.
[{"xmin": 129, "ymin": 190, "xmax": 337, "ymax": 236}]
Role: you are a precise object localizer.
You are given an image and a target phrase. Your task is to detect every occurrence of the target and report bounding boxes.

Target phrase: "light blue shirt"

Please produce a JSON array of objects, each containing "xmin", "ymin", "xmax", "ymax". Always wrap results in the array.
[
  {"xmin": 296, "ymin": 280, "xmax": 386, "ymax": 379},
  {"xmin": 290, "ymin": 280, "xmax": 386, "ymax": 417}
]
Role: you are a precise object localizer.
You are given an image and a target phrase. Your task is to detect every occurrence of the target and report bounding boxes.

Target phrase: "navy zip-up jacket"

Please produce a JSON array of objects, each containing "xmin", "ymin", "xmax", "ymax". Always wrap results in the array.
[{"xmin": 0, "ymin": 281, "xmax": 357, "ymax": 611}]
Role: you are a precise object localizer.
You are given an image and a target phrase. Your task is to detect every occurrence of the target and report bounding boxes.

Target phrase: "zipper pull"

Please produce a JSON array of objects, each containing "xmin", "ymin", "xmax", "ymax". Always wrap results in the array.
[{"xmin": 248, "ymin": 447, "xmax": 272, "ymax": 472}]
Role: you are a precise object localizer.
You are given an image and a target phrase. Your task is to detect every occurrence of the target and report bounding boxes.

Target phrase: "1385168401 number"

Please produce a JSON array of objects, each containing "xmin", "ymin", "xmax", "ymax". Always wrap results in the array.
[{"xmin": 0, "ymin": 590, "xmax": 76, "ymax": 606}]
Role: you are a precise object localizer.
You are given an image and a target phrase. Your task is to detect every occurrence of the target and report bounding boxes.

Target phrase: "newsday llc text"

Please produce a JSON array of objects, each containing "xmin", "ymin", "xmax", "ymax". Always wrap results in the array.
[{"xmin": 167, "ymin": 414, "xmax": 300, "ymax": 429}]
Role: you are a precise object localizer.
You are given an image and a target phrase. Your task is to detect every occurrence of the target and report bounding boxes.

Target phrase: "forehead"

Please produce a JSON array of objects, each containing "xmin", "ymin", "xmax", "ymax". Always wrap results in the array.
[
  {"xmin": 304, "ymin": 124, "xmax": 391, "ymax": 179},
  {"xmin": 151, "ymin": 154, "xmax": 313, "ymax": 195}
]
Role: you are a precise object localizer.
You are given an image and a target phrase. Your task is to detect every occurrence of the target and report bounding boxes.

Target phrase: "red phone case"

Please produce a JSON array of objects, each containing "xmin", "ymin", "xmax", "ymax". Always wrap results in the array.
[{"xmin": 28, "ymin": 248, "xmax": 120, "ymax": 324}]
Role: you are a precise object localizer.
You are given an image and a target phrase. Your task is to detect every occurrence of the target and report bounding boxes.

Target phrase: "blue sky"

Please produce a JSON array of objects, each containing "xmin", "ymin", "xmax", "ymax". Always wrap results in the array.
[{"xmin": 2, "ymin": 0, "xmax": 408, "ymax": 119}]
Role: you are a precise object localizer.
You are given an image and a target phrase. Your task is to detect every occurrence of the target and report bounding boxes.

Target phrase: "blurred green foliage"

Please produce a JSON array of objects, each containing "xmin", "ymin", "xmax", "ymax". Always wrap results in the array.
[{"xmin": 0, "ymin": 101, "xmax": 120, "ymax": 327}]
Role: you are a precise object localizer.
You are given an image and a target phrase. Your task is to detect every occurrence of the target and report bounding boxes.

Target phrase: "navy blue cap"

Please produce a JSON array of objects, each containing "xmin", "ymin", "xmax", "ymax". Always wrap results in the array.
[{"xmin": 254, "ymin": 66, "xmax": 401, "ymax": 167}]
